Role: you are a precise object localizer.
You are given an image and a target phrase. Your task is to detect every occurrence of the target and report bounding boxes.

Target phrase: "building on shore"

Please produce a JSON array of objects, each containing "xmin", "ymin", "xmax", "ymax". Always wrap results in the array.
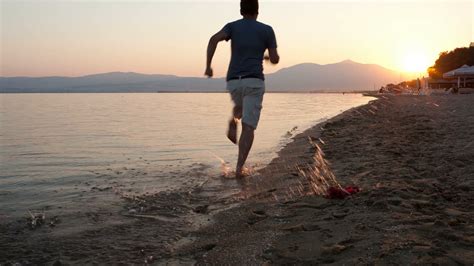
[
  {"xmin": 443, "ymin": 65, "xmax": 474, "ymax": 88},
  {"xmin": 427, "ymin": 78, "xmax": 456, "ymax": 89}
]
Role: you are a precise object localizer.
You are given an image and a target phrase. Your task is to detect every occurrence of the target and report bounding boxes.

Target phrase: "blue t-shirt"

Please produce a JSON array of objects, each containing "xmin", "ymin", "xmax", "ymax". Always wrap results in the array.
[{"xmin": 222, "ymin": 19, "xmax": 277, "ymax": 81}]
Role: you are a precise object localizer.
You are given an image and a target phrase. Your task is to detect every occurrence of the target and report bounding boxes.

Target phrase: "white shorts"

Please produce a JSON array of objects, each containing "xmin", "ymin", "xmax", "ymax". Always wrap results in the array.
[{"xmin": 227, "ymin": 78, "xmax": 265, "ymax": 129}]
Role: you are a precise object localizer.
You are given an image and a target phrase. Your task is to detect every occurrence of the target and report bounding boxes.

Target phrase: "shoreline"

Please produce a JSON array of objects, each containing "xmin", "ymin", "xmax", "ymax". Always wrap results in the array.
[
  {"xmin": 174, "ymin": 94, "xmax": 474, "ymax": 264},
  {"xmin": 2, "ymin": 94, "xmax": 473, "ymax": 264},
  {"xmin": 167, "ymin": 95, "xmax": 382, "ymax": 264},
  {"xmin": 0, "ymin": 95, "xmax": 376, "ymax": 264}
]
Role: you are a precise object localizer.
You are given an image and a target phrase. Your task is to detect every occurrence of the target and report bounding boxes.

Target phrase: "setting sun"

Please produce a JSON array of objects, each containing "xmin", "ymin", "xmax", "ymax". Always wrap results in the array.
[{"xmin": 402, "ymin": 52, "xmax": 431, "ymax": 73}]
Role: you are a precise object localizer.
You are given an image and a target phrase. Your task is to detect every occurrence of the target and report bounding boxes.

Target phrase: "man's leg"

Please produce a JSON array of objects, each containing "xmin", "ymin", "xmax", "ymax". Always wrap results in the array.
[
  {"xmin": 233, "ymin": 78, "xmax": 264, "ymax": 178},
  {"xmin": 227, "ymin": 106, "xmax": 242, "ymax": 144},
  {"xmin": 236, "ymin": 122, "xmax": 255, "ymax": 178}
]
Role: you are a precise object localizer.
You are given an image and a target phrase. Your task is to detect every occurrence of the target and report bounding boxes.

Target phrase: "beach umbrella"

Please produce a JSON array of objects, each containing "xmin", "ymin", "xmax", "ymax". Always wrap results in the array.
[{"xmin": 443, "ymin": 65, "xmax": 474, "ymax": 79}]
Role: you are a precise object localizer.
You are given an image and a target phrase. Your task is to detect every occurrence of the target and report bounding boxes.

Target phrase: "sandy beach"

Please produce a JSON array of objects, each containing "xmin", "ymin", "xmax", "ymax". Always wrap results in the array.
[
  {"xmin": 1, "ymin": 94, "xmax": 473, "ymax": 264},
  {"xmin": 175, "ymin": 94, "xmax": 474, "ymax": 264}
]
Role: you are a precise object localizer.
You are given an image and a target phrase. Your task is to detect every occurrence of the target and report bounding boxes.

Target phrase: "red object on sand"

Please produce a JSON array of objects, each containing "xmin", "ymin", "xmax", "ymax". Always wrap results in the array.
[{"xmin": 326, "ymin": 186, "xmax": 360, "ymax": 199}]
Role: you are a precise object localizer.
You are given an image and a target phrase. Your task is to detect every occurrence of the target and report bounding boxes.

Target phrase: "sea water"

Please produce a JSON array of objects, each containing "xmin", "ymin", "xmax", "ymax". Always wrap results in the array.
[{"xmin": 0, "ymin": 93, "xmax": 372, "ymax": 218}]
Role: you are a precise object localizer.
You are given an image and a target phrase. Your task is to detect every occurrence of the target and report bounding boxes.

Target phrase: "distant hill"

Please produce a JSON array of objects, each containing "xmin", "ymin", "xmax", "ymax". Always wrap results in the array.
[
  {"xmin": 0, "ymin": 72, "xmax": 221, "ymax": 93},
  {"xmin": 267, "ymin": 60, "xmax": 402, "ymax": 92},
  {"xmin": 0, "ymin": 60, "xmax": 403, "ymax": 93}
]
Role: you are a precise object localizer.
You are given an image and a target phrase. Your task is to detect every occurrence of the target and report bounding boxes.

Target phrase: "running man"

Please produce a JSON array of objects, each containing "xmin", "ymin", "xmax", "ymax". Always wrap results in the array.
[{"xmin": 205, "ymin": 0, "xmax": 280, "ymax": 178}]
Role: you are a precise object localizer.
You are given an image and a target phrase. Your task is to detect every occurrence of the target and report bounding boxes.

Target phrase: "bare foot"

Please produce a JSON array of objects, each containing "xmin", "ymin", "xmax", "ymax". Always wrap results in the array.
[
  {"xmin": 227, "ymin": 118, "xmax": 237, "ymax": 144},
  {"xmin": 235, "ymin": 172, "xmax": 246, "ymax": 179},
  {"xmin": 235, "ymin": 166, "xmax": 250, "ymax": 179}
]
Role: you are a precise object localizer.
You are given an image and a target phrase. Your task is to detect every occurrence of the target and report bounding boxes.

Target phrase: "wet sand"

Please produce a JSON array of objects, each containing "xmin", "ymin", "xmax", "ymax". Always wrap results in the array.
[{"xmin": 1, "ymin": 94, "xmax": 473, "ymax": 264}]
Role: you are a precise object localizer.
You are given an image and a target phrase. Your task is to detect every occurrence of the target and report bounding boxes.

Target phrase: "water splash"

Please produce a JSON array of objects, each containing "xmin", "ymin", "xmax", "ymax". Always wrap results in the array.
[
  {"xmin": 307, "ymin": 138, "xmax": 345, "ymax": 193},
  {"xmin": 208, "ymin": 151, "xmax": 232, "ymax": 178}
]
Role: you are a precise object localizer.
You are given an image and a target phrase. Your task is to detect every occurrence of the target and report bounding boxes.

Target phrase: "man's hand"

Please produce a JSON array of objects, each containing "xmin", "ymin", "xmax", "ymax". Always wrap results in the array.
[
  {"xmin": 265, "ymin": 48, "xmax": 280, "ymax": 64},
  {"xmin": 205, "ymin": 67, "xmax": 213, "ymax": 78}
]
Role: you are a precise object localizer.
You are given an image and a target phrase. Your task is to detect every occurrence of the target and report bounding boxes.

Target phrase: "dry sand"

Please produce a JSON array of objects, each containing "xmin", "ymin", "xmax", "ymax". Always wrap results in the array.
[{"xmin": 1, "ymin": 94, "xmax": 473, "ymax": 264}]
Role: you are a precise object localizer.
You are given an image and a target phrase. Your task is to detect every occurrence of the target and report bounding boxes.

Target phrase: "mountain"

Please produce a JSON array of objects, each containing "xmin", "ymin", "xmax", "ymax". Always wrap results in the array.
[
  {"xmin": 0, "ymin": 72, "xmax": 224, "ymax": 93},
  {"xmin": 266, "ymin": 60, "xmax": 402, "ymax": 92},
  {"xmin": 0, "ymin": 60, "xmax": 403, "ymax": 93}
]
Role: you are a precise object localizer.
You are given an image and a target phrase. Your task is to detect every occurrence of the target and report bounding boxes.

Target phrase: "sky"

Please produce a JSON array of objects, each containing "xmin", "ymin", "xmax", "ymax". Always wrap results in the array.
[{"xmin": 1, "ymin": 0, "xmax": 472, "ymax": 77}]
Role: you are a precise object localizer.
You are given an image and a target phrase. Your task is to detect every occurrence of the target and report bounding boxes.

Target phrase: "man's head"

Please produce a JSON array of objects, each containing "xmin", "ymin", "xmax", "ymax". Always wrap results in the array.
[{"xmin": 240, "ymin": 0, "xmax": 258, "ymax": 17}]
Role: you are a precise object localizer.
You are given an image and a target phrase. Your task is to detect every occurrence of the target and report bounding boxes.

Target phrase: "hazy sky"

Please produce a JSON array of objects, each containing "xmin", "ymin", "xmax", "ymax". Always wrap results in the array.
[{"xmin": 1, "ymin": 0, "xmax": 472, "ymax": 77}]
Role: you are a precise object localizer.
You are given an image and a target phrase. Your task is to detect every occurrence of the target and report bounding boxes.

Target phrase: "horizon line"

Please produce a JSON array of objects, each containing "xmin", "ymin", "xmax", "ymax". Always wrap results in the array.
[{"xmin": 0, "ymin": 59, "xmax": 424, "ymax": 79}]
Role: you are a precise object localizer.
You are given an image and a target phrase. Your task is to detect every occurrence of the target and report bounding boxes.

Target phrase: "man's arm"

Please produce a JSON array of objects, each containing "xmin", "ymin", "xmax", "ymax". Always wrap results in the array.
[
  {"xmin": 264, "ymin": 27, "xmax": 279, "ymax": 65},
  {"xmin": 265, "ymin": 48, "xmax": 280, "ymax": 64},
  {"xmin": 205, "ymin": 30, "xmax": 229, "ymax": 78}
]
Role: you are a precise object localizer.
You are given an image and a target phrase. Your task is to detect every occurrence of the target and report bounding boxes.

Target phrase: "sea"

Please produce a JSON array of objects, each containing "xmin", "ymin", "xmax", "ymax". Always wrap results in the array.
[{"xmin": 0, "ymin": 93, "xmax": 373, "ymax": 219}]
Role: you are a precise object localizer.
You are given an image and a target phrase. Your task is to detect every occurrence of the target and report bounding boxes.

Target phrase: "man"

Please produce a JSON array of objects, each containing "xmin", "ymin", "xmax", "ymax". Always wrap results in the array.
[{"xmin": 205, "ymin": 0, "xmax": 279, "ymax": 178}]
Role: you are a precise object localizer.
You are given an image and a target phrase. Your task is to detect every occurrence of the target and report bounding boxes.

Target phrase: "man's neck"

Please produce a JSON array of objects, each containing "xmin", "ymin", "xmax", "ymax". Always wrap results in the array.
[{"xmin": 242, "ymin": 14, "xmax": 258, "ymax": 20}]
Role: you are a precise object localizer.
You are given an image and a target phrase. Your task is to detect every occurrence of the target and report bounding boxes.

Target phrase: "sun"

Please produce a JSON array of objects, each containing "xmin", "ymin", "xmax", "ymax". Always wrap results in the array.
[{"xmin": 402, "ymin": 52, "xmax": 431, "ymax": 73}]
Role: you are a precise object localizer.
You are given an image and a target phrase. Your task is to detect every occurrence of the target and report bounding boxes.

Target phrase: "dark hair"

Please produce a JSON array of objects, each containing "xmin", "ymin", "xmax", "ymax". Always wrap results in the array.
[{"xmin": 240, "ymin": 0, "xmax": 258, "ymax": 16}]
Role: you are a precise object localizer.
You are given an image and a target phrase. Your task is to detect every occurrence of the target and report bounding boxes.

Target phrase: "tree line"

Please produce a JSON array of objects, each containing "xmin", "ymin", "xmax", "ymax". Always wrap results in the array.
[{"xmin": 428, "ymin": 46, "xmax": 474, "ymax": 79}]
